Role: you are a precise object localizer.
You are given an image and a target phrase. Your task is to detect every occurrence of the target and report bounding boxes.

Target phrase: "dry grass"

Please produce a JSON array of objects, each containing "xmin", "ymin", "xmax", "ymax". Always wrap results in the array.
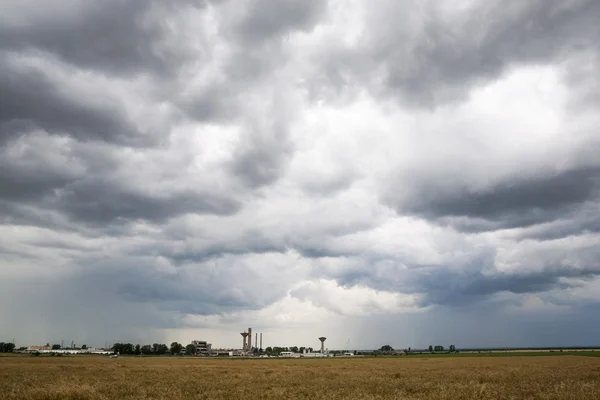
[{"xmin": 1, "ymin": 355, "xmax": 599, "ymax": 399}]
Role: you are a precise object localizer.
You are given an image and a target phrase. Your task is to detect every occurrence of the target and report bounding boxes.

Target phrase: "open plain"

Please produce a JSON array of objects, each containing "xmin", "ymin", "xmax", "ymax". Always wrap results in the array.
[{"xmin": 1, "ymin": 355, "xmax": 600, "ymax": 399}]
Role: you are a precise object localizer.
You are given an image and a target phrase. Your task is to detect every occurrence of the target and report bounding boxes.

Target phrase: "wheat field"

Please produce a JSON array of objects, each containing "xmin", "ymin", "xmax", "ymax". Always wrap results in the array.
[{"xmin": 1, "ymin": 355, "xmax": 599, "ymax": 399}]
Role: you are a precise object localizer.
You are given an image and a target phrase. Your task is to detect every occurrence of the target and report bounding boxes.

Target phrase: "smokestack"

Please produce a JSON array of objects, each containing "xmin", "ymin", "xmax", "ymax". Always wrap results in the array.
[
  {"xmin": 260, "ymin": 333, "xmax": 263, "ymax": 350},
  {"xmin": 248, "ymin": 327, "xmax": 252, "ymax": 351},
  {"xmin": 255, "ymin": 333, "xmax": 257, "ymax": 351}
]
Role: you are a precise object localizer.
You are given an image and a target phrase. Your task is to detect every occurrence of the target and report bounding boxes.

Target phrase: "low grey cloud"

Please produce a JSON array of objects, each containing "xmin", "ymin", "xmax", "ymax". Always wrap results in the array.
[
  {"xmin": 386, "ymin": 165, "xmax": 600, "ymax": 232},
  {"xmin": 229, "ymin": 116, "xmax": 294, "ymax": 188},
  {"xmin": 228, "ymin": 0, "xmax": 327, "ymax": 44},
  {"xmin": 329, "ymin": 242, "xmax": 600, "ymax": 309},
  {"xmin": 0, "ymin": 135, "xmax": 81, "ymax": 200},
  {"xmin": 55, "ymin": 180, "xmax": 241, "ymax": 224},
  {"xmin": 0, "ymin": 0, "xmax": 204, "ymax": 76},
  {"xmin": 0, "ymin": 54, "xmax": 156, "ymax": 146},
  {"xmin": 0, "ymin": 133, "xmax": 241, "ymax": 226},
  {"xmin": 310, "ymin": 0, "xmax": 600, "ymax": 108}
]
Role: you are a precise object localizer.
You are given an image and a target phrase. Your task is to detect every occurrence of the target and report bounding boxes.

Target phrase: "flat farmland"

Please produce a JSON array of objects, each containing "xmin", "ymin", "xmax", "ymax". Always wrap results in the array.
[{"xmin": 1, "ymin": 355, "xmax": 600, "ymax": 399}]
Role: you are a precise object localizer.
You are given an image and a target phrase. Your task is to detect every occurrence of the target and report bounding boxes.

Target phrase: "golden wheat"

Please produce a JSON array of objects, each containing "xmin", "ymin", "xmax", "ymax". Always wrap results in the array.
[{"xmin": 1, "ymin": 355, "xmax": 599, "ymax": 399}]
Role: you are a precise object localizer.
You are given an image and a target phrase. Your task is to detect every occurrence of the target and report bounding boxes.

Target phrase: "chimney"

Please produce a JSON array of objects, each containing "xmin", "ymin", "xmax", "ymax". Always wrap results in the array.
[
  {"xmin": 248, "ymin": 327, "xmax": 252, "ymax": 351},
  {"xmin": 260, "ymin": 333, "xmax": 263, "ymax": 350}
]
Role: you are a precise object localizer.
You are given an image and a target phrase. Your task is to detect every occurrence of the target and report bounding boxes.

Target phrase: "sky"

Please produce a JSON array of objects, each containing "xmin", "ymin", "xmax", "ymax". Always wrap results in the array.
[{"xmin": 1, "ymin": 0, "xmax": 600, "ymax": 350}]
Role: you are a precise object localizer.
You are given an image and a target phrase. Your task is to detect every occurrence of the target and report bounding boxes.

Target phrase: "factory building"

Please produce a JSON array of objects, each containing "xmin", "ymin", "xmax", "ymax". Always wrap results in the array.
[
  {"xmin": 240, "ymin": 327, "xmax": 264, "ymax": 353},
  {"xmin": 191, "ymin": 340, "xmax": 212, "ymax": 355},
  {"xmin": 27, "ymin": 345, "xmax": 52, "ymax": 351}
]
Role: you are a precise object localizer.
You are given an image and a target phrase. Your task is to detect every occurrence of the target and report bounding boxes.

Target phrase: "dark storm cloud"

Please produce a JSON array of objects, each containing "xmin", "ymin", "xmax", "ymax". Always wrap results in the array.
[
  {"xmin": 51, "ymin": 178, "xmax": 241, "ymax": 224},
  {"xmin": 333, "ymin": 248, "xmax": 600, "ymax": 308},
  {"xmin": 157, "ymin": 234, "xmax": 285, "ymax": 264},
  {"xmin": 387, "ymin": 166, "xmax": 600, "ymax": 232},
  {"xmin": 215, "ymin": 0, "xmax": 330, "ymax": 189},
  {"xmin": 66, "ymin": 255, "xmax": 294, "ymax": 317},
  {"xmin": 178, "ymin": 83, "xmax": 238, "ymax": 123},
  {"xmin": 515, "ymin": 210, "xmax": 600, "ymax": 241},
  {"xmin": 314, "ymin": 0, "xmax": 600, "ymax": 107},
  {"xmin": 0, "ymin": 138, "xmax": 80, "ymax": 200},
  {"xmin": 0, "ymin": 0, "xmax": 205, "ymax": 76},
  {"xmin": 0, "ymin": 0, "xmax": 305, "ymax": 230},
  {"xmin": 0, "ymin": 54, "xmax": 153, "ymax": 146},
  {"xmin": 231, "ymin": 0, "xmax": 327, "ymax": 44},
  {"xmin": 0, "ymin": 132, "xmax": 240, "ymax": 225},
  {"xmin": 386, "ymin": 0, "xmax": 600, "ymax": 105},
  {"xmin": 229, "ymin": 116, "xmax": 293, "ymax": 188},
  {"xmin": 411, "ymin": 265, "xmax": 598, "ymax": 307}
]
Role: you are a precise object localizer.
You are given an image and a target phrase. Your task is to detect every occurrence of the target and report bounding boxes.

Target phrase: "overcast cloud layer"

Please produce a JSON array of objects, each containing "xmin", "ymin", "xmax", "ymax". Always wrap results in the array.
[{"xmin": 2, "ymin": 0, "xmax": 600, "ymax": 350}]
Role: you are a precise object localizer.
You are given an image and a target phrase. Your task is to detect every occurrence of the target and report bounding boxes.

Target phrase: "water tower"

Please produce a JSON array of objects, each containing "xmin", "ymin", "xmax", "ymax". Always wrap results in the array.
[
  {"xmin": 318, "ymin": 337, "xmax": 327, "ymax": 353},
  {"xmin": 240, "ymin": 332, "xmax": 248, "ymax": 352}
]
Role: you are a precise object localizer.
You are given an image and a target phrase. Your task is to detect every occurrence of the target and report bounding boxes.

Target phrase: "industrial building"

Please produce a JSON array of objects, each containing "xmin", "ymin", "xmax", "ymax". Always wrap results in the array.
[
  {"xmin": 191, "ymin": 340, "xmax": 212, "ymax": 355},
  {"xmin": 275, "ymin": 337, "xmax": 331, "ymax": 358},
  {"xmin": 240, "ymin": 327, "xmax": 263, "ymax": 354},
  {"xmin": 23, "ymin": 346, "xmax": 111, "ymax": 355},
  {"xmin": 27, "ymin": 345, "xmax": 52, "ymax": 351}
]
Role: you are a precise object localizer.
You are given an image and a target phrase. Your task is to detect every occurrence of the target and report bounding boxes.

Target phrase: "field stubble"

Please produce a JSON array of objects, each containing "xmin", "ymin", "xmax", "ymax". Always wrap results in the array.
[{"xmin": 1, "ymin": 355, "xmax": 599, "ymax": 399}]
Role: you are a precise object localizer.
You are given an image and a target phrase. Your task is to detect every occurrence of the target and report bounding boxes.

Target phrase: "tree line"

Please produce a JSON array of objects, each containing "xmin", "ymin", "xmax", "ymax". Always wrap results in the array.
[
  {"xmin": 428, "ymin": 345, "xmax": 456, "ymax": 352},
  {"xmin": 264, "ymin": 346, "xmax": 313, "ymax": 355},
  {"xmin": 111, "ymin": 343, "xmax": 175, "ymax": 355},
  {"xmin": 374, "ymin": 344, "xmax": 458, "ymax": 354},
  {"xmin": 0, "ymin": 342, "xmax": 16, "ymax": 353},
  {"xmin": 111, "ymin": 342, "xmax": 218, "ymax": 356}
]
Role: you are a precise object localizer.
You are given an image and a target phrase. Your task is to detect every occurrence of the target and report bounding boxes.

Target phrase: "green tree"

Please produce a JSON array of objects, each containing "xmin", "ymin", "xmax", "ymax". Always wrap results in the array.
[
  {"xmin": 185, "ymin": 344, "xmax": 196, "ymax": 355},
  {"xmin": 0, "ymin": 342, "xmax": 15, "ymax": 353},
  {"xmin": 52, "ymin": 344, "xmax": 61, "ymax": 350},
  {"xmin": 428, "ymin": 345, "xmax": 433, "ymax": 352},
  {"xmin": 170, "ymin": 342, "xmax": 183, "ymax": 355},
  {"xmin": 290, "ymin": 346, "xmax": 299, "ymax": 353},
  {"xmin": 151, "ymin": 344, "xmax": 168, "ymax": 355},
  {"xmin": 141, "ymin": 345, "xmax": 152, "ymax": 355},
  {"xmin": 134, "ymin": 344, "xmax": 141, "ymax": 355},
  {"xmin": 379, "ymin": 345, "xmax": 394, "ymax": 352},
  {"xmin": 449, "ymin": 345, "xmax": 456, "ymax": 352},
  {"xmin": 265, "ymin": 346, "xmax": 273, "ymax": 354},
  {"xmin": 113, "ymin": 343, "xmax": 135, "ymax": 355}
]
